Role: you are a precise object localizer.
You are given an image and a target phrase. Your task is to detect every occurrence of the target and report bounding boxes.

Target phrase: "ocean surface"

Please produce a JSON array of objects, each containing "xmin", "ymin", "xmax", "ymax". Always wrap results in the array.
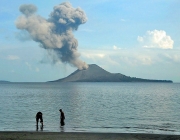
[{"xmin": 0, "ymin": 82, "xmax": 180, "ymax": 134}]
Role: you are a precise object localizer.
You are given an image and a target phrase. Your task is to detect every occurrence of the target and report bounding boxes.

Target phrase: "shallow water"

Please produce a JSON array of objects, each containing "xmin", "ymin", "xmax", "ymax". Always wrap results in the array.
[{"xmin": 0, "ymin": 82, "xmax": 180, "ymax": 134}]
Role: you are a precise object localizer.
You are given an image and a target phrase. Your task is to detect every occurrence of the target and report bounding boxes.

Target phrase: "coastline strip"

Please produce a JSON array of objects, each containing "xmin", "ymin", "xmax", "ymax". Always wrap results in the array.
[{"xmin": 0, "ymin": 132, "xmax": 180, "ymax": 140}]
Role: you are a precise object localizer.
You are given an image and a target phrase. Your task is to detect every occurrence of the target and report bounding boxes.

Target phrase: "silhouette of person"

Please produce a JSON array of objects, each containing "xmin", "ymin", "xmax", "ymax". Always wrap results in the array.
[
  {"xmin": 59, "ymin": 109, "xmax": 65, "ymax": 126},
  {"xmin": 36, "ymin": 112, "xmax": 43, "ymax": 127}
]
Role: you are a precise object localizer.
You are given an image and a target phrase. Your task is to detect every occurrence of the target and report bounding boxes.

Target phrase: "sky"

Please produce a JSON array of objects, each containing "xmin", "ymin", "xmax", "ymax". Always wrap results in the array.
[{"xmin": 0, "ymin": 0, "xmax": 180, "ymax": 82}]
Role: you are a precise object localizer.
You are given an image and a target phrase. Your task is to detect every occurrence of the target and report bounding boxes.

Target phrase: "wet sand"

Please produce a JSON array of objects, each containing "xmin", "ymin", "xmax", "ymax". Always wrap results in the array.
[{"xmin": 0, "ymin": 132, "xmax": 180, "ymax": 140}]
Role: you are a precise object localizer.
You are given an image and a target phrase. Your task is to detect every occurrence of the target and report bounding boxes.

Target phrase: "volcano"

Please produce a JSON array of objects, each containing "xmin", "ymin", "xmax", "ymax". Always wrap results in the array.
[{"xmin": 50, "ymin": 64, "xmax": 172, "ymax": 82}]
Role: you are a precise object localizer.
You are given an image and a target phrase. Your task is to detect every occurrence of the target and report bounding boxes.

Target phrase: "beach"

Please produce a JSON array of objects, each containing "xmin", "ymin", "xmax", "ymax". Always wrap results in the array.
[{"xmin": 0, "ymin": 132, "xmax": 180, "ymax": 140}]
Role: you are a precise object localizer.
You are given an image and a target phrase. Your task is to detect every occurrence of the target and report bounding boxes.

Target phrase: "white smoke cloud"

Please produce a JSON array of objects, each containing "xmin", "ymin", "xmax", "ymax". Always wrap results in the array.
[
  {"xmin": 138, "ymin": 30, "xmax": 174, "ymax": 49},
  {"xmin": 19, "ymin": 4, "xmax": 37, "ymax": 16},
  {"xmin": 16, "ymin": 2, "xmax": 88, "ymax": 70}
]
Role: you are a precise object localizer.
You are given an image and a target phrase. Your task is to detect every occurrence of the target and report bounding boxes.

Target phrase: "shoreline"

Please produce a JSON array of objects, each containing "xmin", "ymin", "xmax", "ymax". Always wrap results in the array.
[{"xmin": 0, "ymin": 132, "xmax": 180, "ymax": 140}]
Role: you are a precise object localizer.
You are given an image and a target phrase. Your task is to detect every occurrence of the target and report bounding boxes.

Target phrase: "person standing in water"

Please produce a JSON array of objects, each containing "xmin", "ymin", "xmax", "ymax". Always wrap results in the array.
[
  {"xmin": 36, "ymin": 111, "xmax": 43, "ymax": 127},
  {"xmin": 59, "ymin": 109, "xmax": 65, "ymax": 126}
]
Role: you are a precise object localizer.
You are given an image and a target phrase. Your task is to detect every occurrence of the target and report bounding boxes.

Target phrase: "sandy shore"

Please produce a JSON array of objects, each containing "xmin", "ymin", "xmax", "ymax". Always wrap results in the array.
[{"xmin": 0, "ymin": 132, "xmax": 180, "ymax": 140}]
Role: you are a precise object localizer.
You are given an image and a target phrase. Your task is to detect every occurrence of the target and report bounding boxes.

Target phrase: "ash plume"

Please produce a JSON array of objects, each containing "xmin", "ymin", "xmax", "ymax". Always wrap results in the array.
[{"xmin": 16, "ymin": 2, "xmax": 88, "ymax": 70}]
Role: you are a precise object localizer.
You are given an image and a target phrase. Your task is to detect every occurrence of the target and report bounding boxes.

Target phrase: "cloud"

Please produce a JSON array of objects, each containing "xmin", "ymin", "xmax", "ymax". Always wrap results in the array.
[
  {"xmin": 25, "ymin": 62, "xmax": 40, "ymax": 72},
  {"xmin": 138, "ymin": 30, "xmax": 174, "ymax": 49},
  {"xmin": 25, "ymin": 62, "xmax": 32, "ymax": 70},
  {"xmin": 81, "ymin": 49, "xmax": 152, "ymax": 67},
  {"xmin": 137, "ymin": 36, "xmax": 143, "ymax": 42},
  {"xmin": 36, "ymin": 67, "xmax": 39, "ymax": 72},
  {"xmin": 136, "ymin": 55, "xmax": 152, "ymax": 65},
  {"xmin": 6, "ymin": 55, "xmax": 20, "ymax": 60},
  {"xmin": 11, "ymin": 70, "xmax": 15, "ymax": 73},
  {"xmin": 79, "ymin": 28, "xmax": 94, "ymax": 33},
  {"xmin": 81, "ymin": 46, "xmax": 180, "ymax": 68},
  {"xmin": 158, "ymin": 52, "xmax": 180, "ymax": 64},
  {"xmin": 81, "ymin": 49, "xmax": 119, "ymax": 66},
  {"xmin": 16, "ymin": 2, "xmax": 88, "ymax": 70},
  {"xmin": 121, "ymin": 19, "xmax": 126, "ymax": 22},
  {"xmin": 113, "ymin": 45, "xmax": 121, "ymax": 50},
  {"xmin": 83, "ymin": 52, "xmax": 105, "ymax": 59}
]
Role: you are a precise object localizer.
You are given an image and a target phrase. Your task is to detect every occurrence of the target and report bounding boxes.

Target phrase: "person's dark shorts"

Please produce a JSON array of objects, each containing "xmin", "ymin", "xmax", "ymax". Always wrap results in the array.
[{"xmin": 36, "ymin": 116, "xmax": 43, "ymax": 123}]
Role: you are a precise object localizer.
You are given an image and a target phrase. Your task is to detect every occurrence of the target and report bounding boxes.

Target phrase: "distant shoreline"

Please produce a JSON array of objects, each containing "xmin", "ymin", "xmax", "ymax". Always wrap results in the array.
[{"xmin": 0, "ymin": 81, "xmax": 10, "ymax": 83}]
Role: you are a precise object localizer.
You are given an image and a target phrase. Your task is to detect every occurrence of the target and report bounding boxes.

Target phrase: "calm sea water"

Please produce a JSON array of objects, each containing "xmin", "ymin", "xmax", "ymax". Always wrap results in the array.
[{"xmin": 0, "ymin": 82, "xmax": 180, "ymax": 134}]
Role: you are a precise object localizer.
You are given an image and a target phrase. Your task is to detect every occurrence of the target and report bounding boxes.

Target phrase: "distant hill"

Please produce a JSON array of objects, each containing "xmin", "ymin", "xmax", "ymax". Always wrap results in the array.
[
  {"xmin": 0, "ymin": 80, "xmax": 10, "ymax": 83},
  {"xmin": 50, "ymin": 64, "xmax": 173, "ymax": 83}
]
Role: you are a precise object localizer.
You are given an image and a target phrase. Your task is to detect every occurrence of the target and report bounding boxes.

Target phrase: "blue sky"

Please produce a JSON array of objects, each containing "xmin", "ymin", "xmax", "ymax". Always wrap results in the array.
[{"xmin": 0, "ymin": 0, "xmax": 180, "ymax": 82}]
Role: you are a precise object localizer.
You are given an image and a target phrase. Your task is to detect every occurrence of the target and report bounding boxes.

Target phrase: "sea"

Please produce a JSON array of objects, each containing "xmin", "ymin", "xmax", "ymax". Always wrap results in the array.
[{"xmin": 0, "ymin": 82, "xmax": 180, "ymax": 134}]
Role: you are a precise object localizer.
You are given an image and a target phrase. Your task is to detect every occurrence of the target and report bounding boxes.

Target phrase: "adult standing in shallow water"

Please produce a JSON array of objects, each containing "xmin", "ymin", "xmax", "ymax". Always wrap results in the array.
[
  {"xmin": 59, "ymin": 109, "xmax": 65, "ymax": 126},
  {"xmin": 36, "ymin": 112, "xmax": 43, "ymax": 127}
]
